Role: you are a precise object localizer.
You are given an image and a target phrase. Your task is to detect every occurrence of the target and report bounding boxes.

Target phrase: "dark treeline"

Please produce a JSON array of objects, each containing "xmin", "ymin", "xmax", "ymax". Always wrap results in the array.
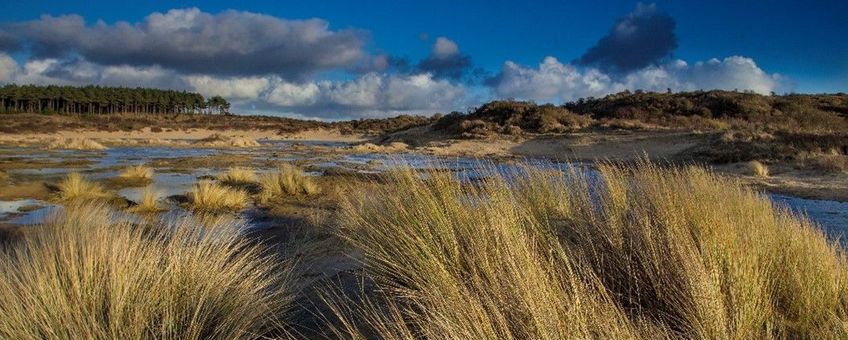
[{"xmin": 0, "ymin": 84, "xmax": 231, "ymax": 115}]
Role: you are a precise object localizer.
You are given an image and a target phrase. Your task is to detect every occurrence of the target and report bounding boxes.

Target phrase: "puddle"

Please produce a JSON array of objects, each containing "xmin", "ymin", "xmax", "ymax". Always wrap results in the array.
[{"xmin": 771, "ymin": 195, "xmax": 848, "ymax": 240}]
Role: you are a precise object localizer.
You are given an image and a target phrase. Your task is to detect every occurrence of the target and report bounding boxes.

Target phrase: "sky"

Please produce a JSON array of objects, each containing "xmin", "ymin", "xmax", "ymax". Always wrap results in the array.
[{"xmin": 0, "ymin": 0, "xmax": 845, "ymax": 120}]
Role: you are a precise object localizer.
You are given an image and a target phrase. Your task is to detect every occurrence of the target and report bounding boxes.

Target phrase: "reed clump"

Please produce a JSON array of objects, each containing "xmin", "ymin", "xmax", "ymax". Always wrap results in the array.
[
  {"xmin": 114, "ymin": 164, "xmax": 154, "ymax": 187},
  {"xmin": 0, "ymin": 203, "xmax": 290, "ymax": 339},
  {"xmin": 258, "ymin": 165, "xmax": 320, "ymax": 202},
  {"xmin": 329, "ymin": 161, "xmax": 848, "ymax": 339},
  {"xmin": 188, "ymin": 181, "xmax": 249, "ymax": 212},
  {"xmin": 55, "ymin": 172, "xmax": 110, "ymax": 201},
  {"xmin": 47, "ymin": 137, "xmax": 107, "ymax": 150},
  {"xmin": 128, "ymin": 186, "xmax": 162, "ymax": 213},
  {"xmin": 748, "ymin": 160, "xmax": 769, "ymax": 177},
  {"xmin": 217, "ymin": 167, "xmax": 258, "ymax": 185}
]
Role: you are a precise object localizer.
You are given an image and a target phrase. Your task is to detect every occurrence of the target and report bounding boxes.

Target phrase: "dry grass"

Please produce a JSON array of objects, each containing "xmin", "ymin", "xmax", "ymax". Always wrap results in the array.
[
  {"xmin": 55, "ymin": 172, "xmax": 110, "ymax": 201},
  {"xmin": 119, "ymin": 164, "xmax": 154, "ymax": 181},
  {"xmin": 747, "ymin": 160, "xmax": 769, "ymax": 177},
  {"xmin": 327, "ymin": 161, "xmax": 848, "ymax": 339},
  {"xmin": 258, "ymin": 165, "xmax": 320, "ymax": 202},
  {"xmin": 128, "ymin": 186, "xmax": 162, "ymax": 213},
  {"xmin": 813, "ymin": 155, "xmax": 848, "ymax": 173},
  {"xmin": 194, "ymin": 134, "xmax": 260, "ymax": 148},
  {"xmin": 0, "ymin": 203, "xmax": 290, "ymax": 339},
  {"xmin": 218, "ymin": 167, "xmax": 258, "ymax": 185},
  {"xmin": 47, "ymin": 137, "xmax": 107, "ymax": 150},
  {"xmin": 0, "ymin": 170, "xmax": 7, "ymax": 182},
  {"xmin": 113, "ymin": 164, "xmax": 154, "ymax": 187},
  {"xmin": 188, "ymin": 181, "xmax": 249, "ymax": 212}
]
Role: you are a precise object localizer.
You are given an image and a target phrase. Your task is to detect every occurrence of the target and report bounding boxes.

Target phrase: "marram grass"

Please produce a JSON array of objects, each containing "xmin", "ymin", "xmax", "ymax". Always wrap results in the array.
[
  {"xmin": 258, "ymin": 165, "xmax": 320, "ymax": 202},
  {"xmin": 0, "ymin": 203, "xmax": 291, "ymax": 339},
  {"xmin": 327, "ymin": 161, "xmax": 848, "ymax": 339},
  {"xmin": 217, "ymin": 167, "xmax": 258, "ymax": 185},
  {"xmin": 55, "ymin": 172, "xmax": 110, "ymax": 201},
  {"xmin": 188, "ymin": 180, "xmax": 249, "ymax": 212},
  {"xmin": 118, "ymin": 164, "xmax": 154, "ymax": 181}
]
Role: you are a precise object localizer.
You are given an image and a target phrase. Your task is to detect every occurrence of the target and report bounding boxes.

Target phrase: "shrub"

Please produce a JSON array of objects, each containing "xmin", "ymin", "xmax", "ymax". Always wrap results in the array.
[
  {"xmin": 0, "ymin": 203, "xmax": 290, "ymax": 339},
  {"xmin": 258, "ymin": 165, "xmax": 320, "ymax": 202},
  {"xmin": 747, "ymin": 160, "xmax": 769, "ymax": 177},
  {"xmin": 812, "ymin": 155, "xmax": 848, "ymax": 173},
  {"xmin": 328, "ymin": 162, "xmax": 848, "ymax": 339},
  {"xmin": 187, "ymin": 181, "xmax": 249, "ymax": 212},
  {"xmin": 55, "ymin": 172, "xmax": 110, "ymax": 201}
]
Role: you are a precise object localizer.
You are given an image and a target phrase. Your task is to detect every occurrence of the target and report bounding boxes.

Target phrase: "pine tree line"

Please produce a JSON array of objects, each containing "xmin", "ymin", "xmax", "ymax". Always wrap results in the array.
[{"xmin": 0, "ymin": 84, "xmax": 231, "ymax": 115}]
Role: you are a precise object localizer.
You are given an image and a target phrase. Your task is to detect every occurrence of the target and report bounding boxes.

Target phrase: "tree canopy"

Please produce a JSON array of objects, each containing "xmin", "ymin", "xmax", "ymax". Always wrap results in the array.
[{"xmin": 0, "ymin": 84, "xmax": 231, "ymax": 115}]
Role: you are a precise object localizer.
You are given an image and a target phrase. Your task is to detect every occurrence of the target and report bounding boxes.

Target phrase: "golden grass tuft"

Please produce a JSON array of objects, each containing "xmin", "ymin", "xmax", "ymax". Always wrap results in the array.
[
  {"xmin": 55, "ymin": 172, "xmax": 110, "ymax": 201},
  {"xmin": 113, "ymin": 164, "xmax": 154, "ymax": 187},
  {"xmin": 0, "ymin": 170, "xmax": 7, "ymax": 182},
  {"xmin": 748, "ymin": 160, "xmax": 769, "ymax": 177},
  {"xmin": 194, "ymin": 134, "xmax": 260, "ymax": 148},
  {"xmin": 128, "ymin": 186, "xmax": 163, "ymax": 213},
  {"xmin": 327, "ymin": 161, "xmax": 848, "ymax": 339},
  {"xmin": 0, "ymin": 203, "xmax": 290, "ymax": 339},
  {"xmin": 258, "ymin": 165, "xmax": 320, "ymax": 202},
  {"xmin": 217, "ymin": 167, "xmax": 258, "ymax": 185},
  {"xmin": 119, "ymin": 164, "xmax": 154, "ymax": 181},
  {"xmin": 188, "ymin": 180, "xmax": 249, "ymax": 212},
  {"xmin": 47, "ymin": 137, "xmax": 107, "ymax": 150}
]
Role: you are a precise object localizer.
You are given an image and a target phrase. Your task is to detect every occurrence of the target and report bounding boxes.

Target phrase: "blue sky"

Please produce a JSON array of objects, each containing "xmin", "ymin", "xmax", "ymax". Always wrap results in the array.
[{"xmin": 0, "ymin": 0, "xmax": 845, "ymax": 118}]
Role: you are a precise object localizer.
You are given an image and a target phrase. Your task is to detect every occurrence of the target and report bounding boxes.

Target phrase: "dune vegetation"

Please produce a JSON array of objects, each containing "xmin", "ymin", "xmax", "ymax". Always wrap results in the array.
[
  {"xmin": 127, "ymin": 186, "xmax": 162, "ymax": 213},
  {"xmin": 258, "ymin": 165, "xmax": 320, "ymax": 203},
  {"xmin": 114, "ymin": 164, "xmax": 154, "ymax": 187},
  {"xmin": 748, "ymin": 160, "xmax": 770, "ymax": 178},
  {"xmin": 54, "ymin": 172, "xmax": 110, "ymax": 201},
  {"xmin": 327, "ymin": 162, "xmax": 848, "ymax": 339},
  {"xmin": 218, "ymin": 167, "xmax": 258, "ymax": 185},
  {"xmin": 0, "ymin": 203, "xmax": 290, "ymax": 339},
  {"xmin": 188, "ymin": 180, "xmax": 250, "ymax": 212},
  {"xmin": 47, "ymin": 137, "xmax": 107, "ymax": 150}
]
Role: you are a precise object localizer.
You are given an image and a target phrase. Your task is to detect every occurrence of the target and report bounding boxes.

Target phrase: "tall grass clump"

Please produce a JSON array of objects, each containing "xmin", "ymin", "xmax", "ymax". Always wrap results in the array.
[
  {"xmin": 119, "ymin": 164, "xmax": 154, "ymax": 180},
  {"xmin": 329, "ymin": 161, "xmax": 848, "ymax": 339},
  {"xmin": 188, "ymin": 180, "xmax": 249, "ymax": 212},
  {"xmin": 128, "ymin": 186, "xmax": 162, "ymax": 213},
  {"xmin": 0, "ymin": 203, "xmax": 290, "ymax": 339},
  {"xmin": 115, "ymin": 164, "xmax": 154, "ymax": 187},
  {"xmin": 47, "ymin": 137, "xmax": 107, "ymax": 150},
  {"xmin": 258, "ymin": 165, "xmax": 320, "ymax": 202},
  {"xmin": 217, "ymin": 167, "xmax": 258, "ymax": 185},
  {"xmin": 747, "ymin": 160, "xmax": 769, "ymax": 178},
  {"xmin": 55, "ymin": 172, "xmax": 110, "ymax": 201}
]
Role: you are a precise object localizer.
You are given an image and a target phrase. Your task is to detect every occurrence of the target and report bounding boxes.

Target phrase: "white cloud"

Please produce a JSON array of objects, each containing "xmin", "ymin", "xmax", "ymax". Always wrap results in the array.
[
  {"xmin": 0, "ymin": 53, "xmax": 17, "ymax": 81},
  {"xmin": 432, "ymin": 37, "xmax": 460, "ymax": 59},
  {"xmin": 492, "ymin": 56, "xmax": 784, "ymax": 102},
  {"xmin": 184, "ymin": 75, "xmax": 270, "ymax": 99},
  {"xmin": 263, "ymin": 72, "xmax": 466, "ymax": 118}
]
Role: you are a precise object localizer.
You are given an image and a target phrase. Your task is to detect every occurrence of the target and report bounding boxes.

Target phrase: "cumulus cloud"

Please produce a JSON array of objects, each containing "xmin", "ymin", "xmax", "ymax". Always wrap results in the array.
[
  {"xmin": 264, "ymin": 72, "xmax": 466, "ymax": 119},
  {"xmin": 2, "ymin": 8, "xmax": 367, "ymax": 79},
  {"xmin": 415, "ymin": 37, "xmax": 473, "ymax": 80},
  {"xmin": 492, "ymin": 56, "xmax": 783, "ymax": 102},
  {"xmin": 0, "ymin": 53, "xmax": 16, "ymax": 82},
  {"xmin": 576, "ymin": 3, "xmax": 677, "ymax": 73}
]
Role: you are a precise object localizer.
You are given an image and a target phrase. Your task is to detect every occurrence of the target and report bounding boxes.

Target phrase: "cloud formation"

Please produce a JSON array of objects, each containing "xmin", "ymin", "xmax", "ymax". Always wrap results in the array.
[
  {"xmin": 263, "ymin": 73, "xmax": 466, "ymax": 119},
  {"xmin": 492, "ymin": 56, "xmax": 783, "ymax": 102},
  {"xmin": 415, "ymin": 37, "xmax": 472, "ymax": 80},
  {"xmin": 576, "ymin": 3, "xmax": 677, "ymax": 73},
  {"xmin": 2, "ymin": 8, "xmax": 367, "ymax": 79},
  {"xmin": 0, "ymin": 5, "xmax": 791, "ymax": 119}
]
